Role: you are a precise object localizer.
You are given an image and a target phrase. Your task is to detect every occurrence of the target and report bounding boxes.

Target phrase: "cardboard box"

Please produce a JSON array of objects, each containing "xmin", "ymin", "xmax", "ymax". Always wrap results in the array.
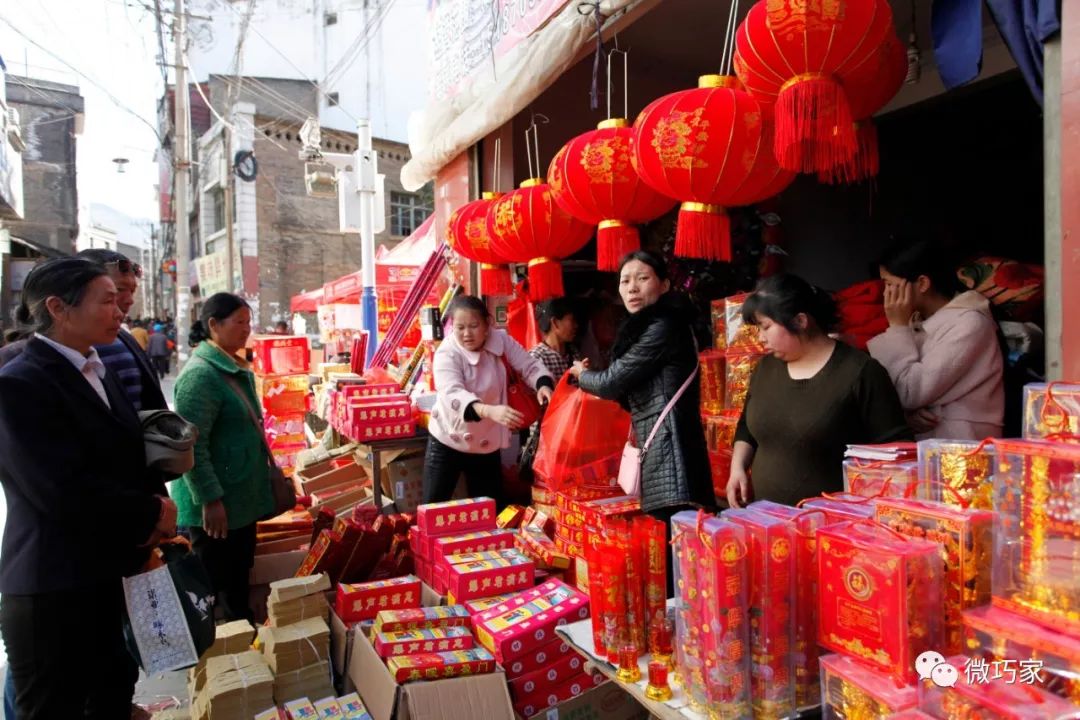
[
  {"xmin": 373, "ymin": 627, "xmax": 475, "ymax": 658},
  {"xmin": 298, "ymin": 460, "xmax": 369, "ymax": 496},
  {"xmin": 348, "ymin": 626, "xmax": 514, "ymax": 720},
  {"xmin": 331, "ymin": 608, "xmax": 361, "ymax": 694},
  {"xmin": 252, "ymin": 549, "xmax": 308, "ymax": 585},
  {"xmin": 337, "ymin": 576, "xmax": 422, "ymax": 622},
  {"xmin": 522, "ymin": 679, "xmax": 649, "ymax": 720},
  {"xmin": 474, "ymin": 581, "xmax": 590, "ymax": 663},
  {"xmin": 385, "ymin": 454, "xmax": 425, "ymax": 513}
]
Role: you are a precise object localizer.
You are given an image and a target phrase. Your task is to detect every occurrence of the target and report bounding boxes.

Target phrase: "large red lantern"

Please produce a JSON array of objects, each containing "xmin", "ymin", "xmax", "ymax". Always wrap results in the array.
[
  {"xmin": 819, "ymin": 34, "xmax": 906, "ymax": 184},
  {"xmin": 548, "ymin": 119, "xmax": 677, "ymax": 272},
  {"xmin": 631, "ymin": 75, "xmax": 785, "ymax": 261},
  {"xmin": 447, "ymin": 192, "xmax": 514, "ymax": 296},
  {"xmin": 486, "ymin": 179, "xmax": 593, "ymax": 302},
  {"xmin": 733, "ymin": 0, "xmax": 895, "ymax": 174}
]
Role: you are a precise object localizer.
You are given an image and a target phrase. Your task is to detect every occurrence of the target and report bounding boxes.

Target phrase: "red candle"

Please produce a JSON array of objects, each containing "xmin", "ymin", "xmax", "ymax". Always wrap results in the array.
[
  {"xmin": 646, "ymin": 659, "xmax": 673, "ymax": 701},
  {"xmin": 617, "ymin": 642, "xmax": 642, "ymax": 683}
]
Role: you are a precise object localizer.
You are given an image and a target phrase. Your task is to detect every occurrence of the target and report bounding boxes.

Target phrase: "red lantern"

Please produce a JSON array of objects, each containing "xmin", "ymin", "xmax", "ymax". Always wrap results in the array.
[
  {"xmin": 631, "ymin": 75, "xmax": 785, "ymax": 261},
  {"xmin": 548, "ymin": 119, "xmax": 677, "ymax": 272},
  {"xmin": 733, "ymin": 0, "xmax": 895, "ymax": 174},
  {"xmin": 447, "ymin": 192, "xmax": 514, "ymax": 296},
  {"xmin": 818, "ymin": 35, "xmax": 906, "ymax": 185},
  {"xmin": 486, "ymin": 179, "xmax": 593, "ymax": 302}
]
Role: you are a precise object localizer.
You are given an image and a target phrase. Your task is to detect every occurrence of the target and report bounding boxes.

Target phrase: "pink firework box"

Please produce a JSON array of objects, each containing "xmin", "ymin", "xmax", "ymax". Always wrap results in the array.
[
  {"xmin": 446, "ymin": 557, "xmax": 535, "ymax": 603},
  {"xmin": 917, "ymin": 656, "xmax": 1078, "ymax": 720},
  {"xmin": 463, "ymin": 593, "xmax": 517, "ymax": 618},
  {"xmin": 348, "ymin": 397, "xmax": 412, "ymax": 426},
  {"xmin": 427, "ymin": 528, "xmax": 516, "ymax": 564},
  {"xmin": 385, "ymin": 648, "xmax": 497, "ymax": 683},
  {"xmin": 372, "ymin": 605, "xmax": 472, "ymax": 634},
  {"xmin": 416, "ymin": 498, "xmax": 497, "ymax": 536},
  {"xmin": 336, "ymin": 575, "xmax": 422, "ymax": 623},
  {"xmin": 506, "ymin": 651, "xmax": 585, "ymax": 700},
  {"xmin": 819, "ymin": 653, "xmax": 917, "ymax": 716},
  {"xmin": 342, "ymin": 383, "xmax": 400, "ymax": 399},
  {"xmin": 501, "ymin": 636, "xmax": 573, "ymax": 678},
  {"xmin": 349, "ymin": 419, "xmax": 415, "ymax": 443},
  {"xmin": 373, "ymin": 627, "xmax": 475, "ymax": 658},
  {"xmin": 473, "ymin": 580, "xmax": 590, "ymax": 663},
  {"xmin": 435, "ymin": 549, "xmax": 530, "ymax": 595},
  {"xmin": 512, "ymin": 671, "xmax": 606, "ymax": 719},
  {"xmin": 408, "ymin": 526, "xmax": 425, "ymax": 560}
]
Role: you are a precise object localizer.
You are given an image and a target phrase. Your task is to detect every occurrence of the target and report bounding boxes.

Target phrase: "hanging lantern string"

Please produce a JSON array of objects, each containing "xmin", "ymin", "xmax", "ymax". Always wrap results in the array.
[
  {"xmin": 719, "ymin": 0, "xmax": 741, "ymax": 76},
  {"xmin": 577, "ymin": 1, "xmax": 606, "ymax": 111},
  {"xmin": 607, "ymin": 47, "xmax": 629, "ymax": 120},
  {"xmin": 525, "ymin": 114, "xmax": 550, "ymax": 178},
  {"xmin": 492, "ymin": 136, "xmax": 501, "ymax": 193}
]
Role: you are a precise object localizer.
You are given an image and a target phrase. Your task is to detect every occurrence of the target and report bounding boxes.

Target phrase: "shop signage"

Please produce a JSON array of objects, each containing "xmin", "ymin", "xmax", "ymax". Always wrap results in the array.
[
  {"xmin": 428, "ymin": 0, "xmax": 569, "ymax": 101},
  {"xmin": 194, "ymin": 250, "xmax": 229, "ymax": 297}
]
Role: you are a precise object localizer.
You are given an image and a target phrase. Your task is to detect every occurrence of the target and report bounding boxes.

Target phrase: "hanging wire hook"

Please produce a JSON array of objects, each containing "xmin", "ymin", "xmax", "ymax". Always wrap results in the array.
[
  {"xmin": 526, "ymin": 114, "xmax": 550, "ymax": 179},
  {"xmin": 607, "ymin": 48, "xmax": 629, "ymax": 120},
  {"xmin": 492, "ymin": 136, "xmax": 502, "ymax": 192},
  {"xmin": 720, "ymin": 0, "xmax": 741, "ymax": 77}
]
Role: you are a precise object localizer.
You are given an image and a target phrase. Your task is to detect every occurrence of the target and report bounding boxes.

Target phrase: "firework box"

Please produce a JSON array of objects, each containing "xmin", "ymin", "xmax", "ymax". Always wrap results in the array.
[
  {"xmin": 337, "ymin": 576, "xmax": 422, "ymax": 623},
  {"xmin": 963, "ymin": 604, "xmax": 1080, "ymax": 705},
  {"xmin": 348, "ymin": 397, "xmax": 412, "ymax": 426},
  {"xmin": 314, "ymin": 696, "xmax": 344, "ymax": 718},
  {"xmin": 446, "ymin": 556, "xmax": 535, "ymax": 603},
  {"xmin": 842, "ymin": 459, "xmax": 919, "ymax": 498},
  {"xmin": 342, "ymin": 383, "xmax": 401, "ymax": 400},
  {"xmin": 463, "ymin": 593, "xmax": 516, "ymax": 618},
  {"xmin": 725, "ymin": 293, "xmax": 766, "ymax": 353},
  {"xmin": 1023, "ymin": 382, "xmax": 1080, "ymax": 439},
  {"xmin": 511, "ymin": 671, "xmax": 607, "ymax": 719},
  {"xmin": 502, "ymin": 636, "xmax": 573, "ymax": 678},
  {"xmin": 473, "ymin": 580, "xmax": 590, "ymax": 663},
  {"xmin": 435, "ymin": 549, "xmax": 529, "ymax": 594},
  {"xmin": 817, "ymin": 521, "xmax": 943, "ymax": 684},
  {"xmin": 385, "ymin": 648, "xmax": 497, "ymax": 683},
  {"xmin": 427, "ymin": 529, "xmax": 517, "ymax": 568},
  {"xmin": 372, "ymin": 606, "xmax": 472, "ymax": 635},
  {"xmin": 515, "ymin": 527, "xmax": 572, "ymax": 570},
  {"xmin": 284, "ymin": 698, "xmax": 319, "ymax": 719},
  {"xmin": 819, "ymin": 653, "xmax": 917, "ymax": 718},
  {"xmin": 497, "ymin": 505, "xmax": 527, "ymax": 529},
  {"xmin": 416, "ymin": 498, "xmax": 497, "ymax": 536},
  {"xmin": 373, "ymin": 627, "xmax": 475, "ymax": 658},
  {"xmin": 330, "ymin": 609, "xmax": 362, "ymax": 694},
  {"xmin": 506, "ymin": 651, "xmax": 585, "ymax": 700},
  {"xmin": 338, "ymin": 692, "xmax": 373, "ymax": 720},
  {"xmin": 874, "ymin": 497, "xmax": 994, "ymax": 656},
  {"xmin": 348, "ymin": 624, "xmax": 513, "ymax": 720},
  {"xmin": 252, "ymin": 335, "xmax": 311, "ymax": 376},
  {"xmin": 917, "ymin": 656, "xmax": 1077, "ymax": 720},
  {"xmin": 348, "ymin": 419, "xmax": 416, "ymax": 443}
]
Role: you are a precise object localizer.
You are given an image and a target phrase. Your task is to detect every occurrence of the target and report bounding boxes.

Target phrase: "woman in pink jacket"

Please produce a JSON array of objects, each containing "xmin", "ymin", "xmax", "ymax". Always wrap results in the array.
[
  {"xmin": 424, "ymin": 295, "xmax": 554, "ymax": 505},
  {"xmin": 868, "ymin": 239, "xmax": 1005, "ymax": 440}
]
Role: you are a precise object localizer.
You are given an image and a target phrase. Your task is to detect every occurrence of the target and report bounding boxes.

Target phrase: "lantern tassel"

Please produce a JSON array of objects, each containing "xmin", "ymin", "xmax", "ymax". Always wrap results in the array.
[
  {"xmin": 817, "ymin": 121, "xmax": 880, "ymax": 185},
  {"xmin": 527, "ymin": 257, "xmax": 564, "ymax": 302},
  {"xmin": 597, "ymin": 220, "xmax": 640, "ymax": 272},
  {"xmin": 480, "ymin": 263, "xmax": 513, "ymax": 296},
  {"xmin": 675, "ymin": 203, "xmax": 731, "ymax": 262},
  {"xmin": 774, "ymin": 73, "xmax": 857, "ymax": 174}
]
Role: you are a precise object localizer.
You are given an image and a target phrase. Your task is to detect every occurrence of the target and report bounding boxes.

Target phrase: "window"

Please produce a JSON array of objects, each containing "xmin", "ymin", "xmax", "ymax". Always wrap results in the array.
[
  {"xmin": 390, "ymin": 191, "xmax": 432, "ymax": 236},
  {"xmin": 327, "ymin": 92, "xmax": 340, "ymax": 107},
  {"xmin": 325, "ymin": 11, "xmax": 338, "ymax": 25},
  {"xmin": 209, "ymin": 187, "xmax": 225, "ymax": 234}
]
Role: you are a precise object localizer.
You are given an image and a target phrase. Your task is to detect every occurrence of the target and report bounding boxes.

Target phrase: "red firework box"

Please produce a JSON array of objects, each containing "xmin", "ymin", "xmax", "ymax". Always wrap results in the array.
[
  {"xmin": 991, "ymin": 439, "xmax": 1080, "ymax": 635},
  {"xmin": 435, "ymin": 549, "xmax": 530, "ymax": 594},
  {"xmin": 725, "ymin": 509, "xmax": 796, "ymax": 718},
  {"xmin": 446, "ymin": 555, "xmax": 535, "ymax": 603},
  {"xmin": 799, "ymin": 495, "xmax": 879, "ymax": 524},
  {"xmin": 373, "ymin": 627, "xmax": 475, "ymax": 658},
  {"xmin": 634, "ymin": 516, "xmax": 667, "ymax": 650},
  {"xmin": 463, "ymin": 593, "xmax": 517, "ymax": 618},
  {"xmin": 917, "ymin": 656, "xmax": 1078, "ymax": 720},
  {"xmin": 963, "ymin": 604, "xmax": 1080, "ymax": 705},
  {"xmin": 506, "ymin": 651, "xmax": 586, "ymax": 700},
  {"xmin": 917, "ymin": 439, "xmax": 995, "ymax": 511},
  {"xmin": 251, "ymin": 335, "xmax": 310, "ymax": 376},
  {"xmin": 671, "ymin": 511, "xmax": 752, "ymax": 715},
  {"xmin": 497, "ymin": 505, "xmax": 527, "ymax": 529},
  {"xmin": 819, "ymin": 653, "xmax": 917, "ymax": 717},
  {"xmin": 817, "ymin": 521, "xmax": 943, "ymax": 684},
  {"xmin": 336, "ymin": 575, "xmax": 422, "ymax": 623},
  {"xmin": 372, "ymin": 605, "xmax": 472, "ymax": 634},
  {"xmin": 554, "ymin": 523, "xmax": 586, "ymax": 547},
  {"xmin": 255, "ymin": 373, "xmax": 310, "ymax": 415},
  {"xmin": 512, "ymin": 672, "xmax": 606, "ymax": 719},
  {"xmin": 724, "ymin": 293, "xmax": 766, "ymax": 353},
  {"xmin": 348, "ymin": 396, "xmax": 411, "ymax": 426},
  {"xmin": 842, "ymin": 459, "xmax": 919, "ymax": 499},
  {"xmin": 751, "ymin": 500, "xmax": 827, "ymax": 711},
  {"xmin": 699, "ymin": 349, "xmax": 726, "ymax": 415},
  {"xmin": 521, "ymin": 507, "xmax": 555, "ymax": 537},
  {"xmin": 341, "ymin": 383, "xmax": 400, "ymax": 400},
  {"xmin": 515, "ymin": 527, "xmax": 572, "ymax": 570},
  {"xmin": 384, "ymin": 647, "xmax": 497, "ymax": 683},
  {"xmin": 348, "ymin": 418, "xmax": 415, "ymax": 443},
  {"xmin": 416, "ymin": 497, "xmax": 497, "ymax": 536},
  {"xmin": 428, "ymin": 529, "xmax": 517, "ymax": 567},
  {"xmin": 502, "ymin": 637, "xmax": 573, "ymax": 678},
  {"xmin": 473, "ymin": 580, "xmax": 590, "ymax": 663},
  {"xmin": 554, "ymin": 536, "xmax": 584, "ymax": 558},
  {"xmin": 874, "ymin": 497, "xmax": 994, "ymax": 656}
]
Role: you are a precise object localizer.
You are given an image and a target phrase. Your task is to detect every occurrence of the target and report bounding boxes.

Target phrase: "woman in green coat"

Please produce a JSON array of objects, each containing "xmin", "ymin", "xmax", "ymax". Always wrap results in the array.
[{"xmin": 171, "ymin": 293, "xmax": 272, "ymax": 621}]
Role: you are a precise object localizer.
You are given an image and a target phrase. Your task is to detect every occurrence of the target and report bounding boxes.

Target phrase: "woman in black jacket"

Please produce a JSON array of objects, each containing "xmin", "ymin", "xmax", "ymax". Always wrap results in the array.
[
  {"xmin": 569, "ymin": 251, "xmax": 715, "ymax": 523},
  {"xmin": 0, "ymin": 258, "xmax": 177, "ymax": 719}
]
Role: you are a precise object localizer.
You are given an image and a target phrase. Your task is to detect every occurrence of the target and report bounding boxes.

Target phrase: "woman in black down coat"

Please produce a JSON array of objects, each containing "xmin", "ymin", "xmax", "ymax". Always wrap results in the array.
[{"xmin": 569, "ymin": 251, "xmax": 715, "ymax": 525}]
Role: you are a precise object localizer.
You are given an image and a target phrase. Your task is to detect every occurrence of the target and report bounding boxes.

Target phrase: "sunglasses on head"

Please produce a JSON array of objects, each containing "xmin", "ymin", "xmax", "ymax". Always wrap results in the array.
[{"xmin": 105, "ymin": 258, "xmax": 143, "ymax": 279}]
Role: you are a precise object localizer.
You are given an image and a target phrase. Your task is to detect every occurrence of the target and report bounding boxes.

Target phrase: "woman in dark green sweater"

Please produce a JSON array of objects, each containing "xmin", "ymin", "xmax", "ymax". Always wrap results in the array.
[
  {"xmin": 171, "ymin": 293, "xmax": 272, "ymax": 621},
  {"xmin": 726, "ymin": 274, "xmax": 912, "ymax": 508}
]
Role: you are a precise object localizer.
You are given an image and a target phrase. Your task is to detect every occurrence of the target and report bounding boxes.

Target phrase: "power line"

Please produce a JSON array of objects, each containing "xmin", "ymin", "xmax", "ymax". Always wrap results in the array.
[
  {"xmin": 322, "ymin": 0, "xmax": 397, "ymax": 90},
  {"xmin": 0, "ymin": 13, "xmax": 164, "ymax": 145}
]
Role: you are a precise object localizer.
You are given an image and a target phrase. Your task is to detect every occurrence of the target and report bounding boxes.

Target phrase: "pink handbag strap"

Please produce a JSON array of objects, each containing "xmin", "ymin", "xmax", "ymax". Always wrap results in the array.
[{"xmin": 641, "ymin": 361, "xmax": 700, "ymax": 454}]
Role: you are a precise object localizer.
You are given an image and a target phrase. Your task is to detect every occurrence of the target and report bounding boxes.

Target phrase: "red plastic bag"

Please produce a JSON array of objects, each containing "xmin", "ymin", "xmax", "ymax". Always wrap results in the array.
[
  {"xmin": 506, "ymin": 281, "xmax": 541, "ymax": 351},
  {"xmin": 532, "ymin": 375, "xmax": 632, "ymax": 490}
]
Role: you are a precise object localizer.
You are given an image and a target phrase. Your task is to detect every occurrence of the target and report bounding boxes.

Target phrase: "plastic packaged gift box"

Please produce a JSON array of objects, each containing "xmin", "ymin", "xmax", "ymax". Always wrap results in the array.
[
  {"xmin": 916, "ymin": 439, "xmax": 994, "ymax": 511},
  {"xmin": 819, "ymin": 653, "xmax": 917, "ymax": 719},
  {"xmin": 842, "ymin": 459, "xmax": 919, "ymax": 499},
  {"xmin": 992, "ymin": 438, "xmax": 1080, "ymax": 636},
  {"xmin": 251, "ymin": 335, "xmax": 310, "ymax": 376},
  {"xmin": 817, "ymin": 521, "xmax": 943, "ymax": 685},
  {"xmin": 1023, "ymin": 382, "xmax": 1080, "ymax": 439}
]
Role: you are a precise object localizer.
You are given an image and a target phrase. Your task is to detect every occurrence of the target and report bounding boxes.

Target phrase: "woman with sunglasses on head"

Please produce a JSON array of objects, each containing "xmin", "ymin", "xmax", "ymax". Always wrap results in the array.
[{"xmin": 0, "ymin": 257, "xmax": 178, "ymax": 719}]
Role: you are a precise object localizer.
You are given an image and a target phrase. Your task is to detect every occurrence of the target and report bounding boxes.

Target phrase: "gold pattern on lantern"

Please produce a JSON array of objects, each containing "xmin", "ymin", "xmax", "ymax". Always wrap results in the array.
[
  {"xmin": 650, "ymin": 108, "xmax": 711, "ymax": 171},
  {"xmin": 581, "ymin": 138, "xmax": 632, "ymax": 185},
  {"xmin": 765, "ymin": 0, "xmax": 846, "ymax": 38}
]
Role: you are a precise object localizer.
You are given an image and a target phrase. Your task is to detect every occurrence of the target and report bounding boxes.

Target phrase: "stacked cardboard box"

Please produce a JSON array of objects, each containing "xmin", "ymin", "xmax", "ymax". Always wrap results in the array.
[
  {"xmin": 267, "ymin": 574, "xmax": 331, "ymax": 626},
  {"xmin": 191, "ymin": 651, "xmax": 275, "ymax": 720},
  {"xmin": 260, "ymin": 617, "xmax": 334, "ymax": 704},
  {"xmin": 187, "ymin": 620, "xmax": 257, "ymax": 697}
]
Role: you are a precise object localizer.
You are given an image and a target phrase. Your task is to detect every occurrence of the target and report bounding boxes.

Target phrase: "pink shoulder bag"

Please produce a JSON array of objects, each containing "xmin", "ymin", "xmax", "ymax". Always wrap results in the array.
[{"xmin": 617, "ymin": 362, "xmax": 700, "ymax": 497}]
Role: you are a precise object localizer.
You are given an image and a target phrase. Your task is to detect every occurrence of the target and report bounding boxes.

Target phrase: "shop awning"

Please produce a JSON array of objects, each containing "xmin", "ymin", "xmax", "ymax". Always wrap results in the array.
[
  {"xmin": 323, "ymin": 270, "xmax": 363, "ymax": 304},
  {"xmin": 399, "ymin": 0, "xmax": 643, "ymax": 191},
  {"xmin": 375, "ymin": 215, "xmax": 435, "ymax": 265},
  {"xmin": 290, "ymin": 287, "xmax": 324, "ymax": 313}
]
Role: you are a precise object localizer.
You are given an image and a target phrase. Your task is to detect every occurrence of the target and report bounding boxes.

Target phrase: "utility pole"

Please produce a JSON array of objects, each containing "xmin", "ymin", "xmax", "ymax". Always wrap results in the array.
[
  {"xmin": 357, "ymin": 118, "xmax": 379, "ymax": 366},
  {"xmin": 223, "ymin": 125, "xmax": 236, "ymax": 293},
  {"xmin": 173, "ymin": 0, "xmax": 192, "ymax": 359},
  {"xmin": 150, "ymin": 226, "xmax": 160, "ymax": 318}
]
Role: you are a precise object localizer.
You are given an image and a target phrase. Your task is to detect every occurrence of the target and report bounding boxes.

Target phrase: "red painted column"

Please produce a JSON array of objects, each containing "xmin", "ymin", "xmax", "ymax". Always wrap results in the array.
[{"xmin": 1060, "ymin": 2, "xmax": 1080, "ymax": 379}]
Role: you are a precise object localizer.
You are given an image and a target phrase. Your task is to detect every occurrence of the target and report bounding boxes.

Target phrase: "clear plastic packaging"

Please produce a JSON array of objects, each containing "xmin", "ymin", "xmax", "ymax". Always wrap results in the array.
[
  {"xmin": 842, "ymin": 459, "xmax": 919, "ymax": 499},
  {"xmin": 917, "ymin": 439, "xmax": 994, "ymax": 511},
  {"xmin": 820, "ymin": 653, "xmax": 917, "ymax": 719},
  {"xmin": 917, "ymin": 656, "xmax": 1078, "ymax": 720},
  {"xmin": 1023, "ymin": 382, "xmax": 1080, "ymax": 439}
]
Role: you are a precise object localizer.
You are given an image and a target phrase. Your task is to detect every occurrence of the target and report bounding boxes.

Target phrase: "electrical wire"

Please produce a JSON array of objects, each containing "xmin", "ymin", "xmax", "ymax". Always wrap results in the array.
[{"xmin": 321, "ymin": 0, "xmax": 397, "ymax": 91}]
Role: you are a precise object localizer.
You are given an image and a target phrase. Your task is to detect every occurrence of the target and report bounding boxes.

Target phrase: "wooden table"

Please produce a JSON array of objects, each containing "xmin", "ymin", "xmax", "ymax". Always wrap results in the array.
[{"xmin": 355, "ymin": 432, "xmax": 429, "ymax": 512}]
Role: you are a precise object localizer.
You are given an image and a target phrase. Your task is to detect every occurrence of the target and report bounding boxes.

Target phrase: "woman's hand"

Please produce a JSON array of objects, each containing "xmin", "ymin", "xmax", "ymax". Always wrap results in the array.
[
  {"xmin": 568, "ymin": 359, "xmax": 591, "ymax": 379},
  {"xmin": 478, "ymin": 404, "xmax": 526, "ymax": 430},
  {"xmin": 726, "ymin": 467, "xmax": 753, "ymax": 509},
  {"xmin": 537, "ymin": 386, "xmax": 553, "ymax": 405},
  {"xmin": 203, "ymin": 499, "xmax": 229, "ymax": 540},
  {"xmin": 883, "ymin": 281, "xmax": 916, "ymax": 327}
]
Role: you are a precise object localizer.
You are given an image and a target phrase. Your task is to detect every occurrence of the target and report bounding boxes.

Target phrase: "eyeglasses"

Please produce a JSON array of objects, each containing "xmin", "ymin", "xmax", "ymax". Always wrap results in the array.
[{"xmin": 105, "ymin": 258, "xmax": 143, "ymax": 279}]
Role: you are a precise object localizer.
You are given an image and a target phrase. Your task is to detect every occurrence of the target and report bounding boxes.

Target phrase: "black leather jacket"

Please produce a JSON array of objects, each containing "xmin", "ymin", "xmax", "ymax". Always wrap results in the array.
[{"xmin": 579, "ymin": 293, "xmax": 715, "ymax": 513}]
